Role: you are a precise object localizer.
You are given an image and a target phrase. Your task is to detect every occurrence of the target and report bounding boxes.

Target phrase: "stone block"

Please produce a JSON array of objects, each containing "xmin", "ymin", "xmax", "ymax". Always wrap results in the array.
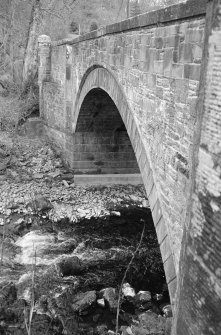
[
  {"xmin": 149, "ymin": 184, "xmax": 158, "ymax": 210},
  {"xmin": 168, "ymin": 276, "xmax": 177, "ymax": 305},
  {"xmin": 174, "ymin": 79, "xmax": 189, "ymax": 103},
  {"xmin": 156, "ymin": 217, "xmax": 168, "ymax": 244},
  {"xmin": 163, "ymin": 49, "xmax": 173, "ymax": 73},
  {"xmin": 66, "ymin": 65, "xmax": 71, "ymax": 80},
  {"xmin": 139, "ymin": 45, "xmax": 147, "ymax": 62},
  {"xmin": 173, "ymin": 50, "xmax": 179, "ymax": 63},
  {"xmin": 160, "ymin": 235, "xmax": 172, "ymax": 264},
  {"xmin": 186, "ymin": 29, "xmax": 204, "ymax": 43},
  {"xmin": 163, "ymin": 254, "xmax": 176, "ymax": 284},
  {"xmin": 154, "ymin": 60, "xmax": 164, "ymax": 75},
  {"xmin": 155, "ymin": 37, "xmax": 164, "ymax": 49},
  {"xmin": 145, "ymin": 170, "xmax": 154, "ymax": 197},
  {"xmin": 178, "ymin": 43, "xmax": 193, "ymax": 63},
  {"xmin": 152, "ymin": 198, "xmax": 162, "ymax": 226},
  {"xmin": 184, "ymin": 64, "xmax": 201, "ymax": 81},
  {"xmin": 192, "ymin": 44, "xmax": 202, "ymax": 62},
  {"xmin": 145, "ymin": 49, "xmax": 156, "ymax": 73},
  {"xmin": 171, "ymin": 63, "xmax": 184, "ymax": 78}
]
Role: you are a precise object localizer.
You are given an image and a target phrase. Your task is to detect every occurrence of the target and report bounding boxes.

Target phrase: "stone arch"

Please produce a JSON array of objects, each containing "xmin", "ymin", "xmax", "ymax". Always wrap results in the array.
[{"xmin": 74, "ymin": 66, "xmax": 177, "ymax": 305}]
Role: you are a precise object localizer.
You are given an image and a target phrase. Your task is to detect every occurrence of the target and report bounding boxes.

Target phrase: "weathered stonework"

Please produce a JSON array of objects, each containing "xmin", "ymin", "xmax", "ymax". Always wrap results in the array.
[
  {"xmin": 173, "ymin": 0, "xmax": 221, "ymax": 334},
  {"xmin": 38, "ymin": 1, "xmax": 221, "ymax": 330}
]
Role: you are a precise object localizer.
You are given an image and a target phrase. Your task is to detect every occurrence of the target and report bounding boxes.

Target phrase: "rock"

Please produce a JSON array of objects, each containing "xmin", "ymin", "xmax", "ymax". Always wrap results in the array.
[
  {"xmin": 0, "ymin": 175, "xmax": 6, "ymax": 183},
  {"xmin": 136, "ymin": 291, "xmax": 151, "ymax": 302},
  {"xmin": 11, "ymin": 170, "xmax": 18, "ymax": 178},
  {"xmin": 120, "ymin": 326, "xmax": 133, "ymax": 335},
  {"xmin": 48, "ymin": 171, "xmax": 60, "ymax": 178},
  {"xmin": 12, "ymin": 218, "xmax": 25, "ymax": 233},
  {"xmin": 111, "ymin": 211, "xmax": 121, "ymax": 216},
  {"xmin": 58, "ymin": 256, "xmax": 84, "ymax": 276},
  {"xmin": 97, "ymin": 298, "xmax": 105, "ymax": 308},
  {"xmin": 161, "ymin": 304, "xmax": 172, "ymax": 318},
  {"xmin": 102, "ymin": 287, "xmax": 118, "ymax": 312},
  {"xmin": 62, "ymin": 180, "xmax": 69, "ymax": 187},
  {"xmin": 132, "ymin": 311, "xmax": 166, "ymax": 335},
  {"xmin": 72, "ymin": 290, "xmax": 97, "ymax": 314},
  {"xmin": 29, "ymin": 196, "xmax": 52, "ymax": 212},
  {"xmin": 142, "ymin": 199, "xmax": 149, "ymax": 207},
  {"xmin": 33, "ymin": 173, "xmax": 44, "ymax": 179},
  {"xmin": 129, "ymin": 195, "xmax": 139, "ymax": 202},
  {"xmin": 122, "ymin": 283, "xmax": 135, "ymax": 298},
  {"xmin": 51, "ymin": 239, "xmax": 77, "ymax": 254},
  {"xmin": 96, "ymin": 325, "xmax": 108, "ymax": 335},
  {"xmin": 119, "ymin": 312, "xmax": 134, "ymax": 324},
  {"xmin": 77, "ymin": 208, "xmax": 87, "ymax": 217}
]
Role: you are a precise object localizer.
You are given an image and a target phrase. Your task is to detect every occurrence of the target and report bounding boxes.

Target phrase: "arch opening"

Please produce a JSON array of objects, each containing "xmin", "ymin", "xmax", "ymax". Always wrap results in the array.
[
  {"xmin": 70, "ymin": 67, "xmax": 177, "ymax": 308},
  {"xmin": 71, "ymin": 84, "xmax": 173, "ymax": 312},
  {"xmin": 71, "ymin": 88, "xmax": 140, "ymax": 175}
]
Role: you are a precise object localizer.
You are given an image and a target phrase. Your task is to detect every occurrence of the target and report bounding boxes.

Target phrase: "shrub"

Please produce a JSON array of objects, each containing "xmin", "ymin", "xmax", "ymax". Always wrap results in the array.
[{"xmin": 89, "ymin": 21, "xmax": 98, "ymax": 31}]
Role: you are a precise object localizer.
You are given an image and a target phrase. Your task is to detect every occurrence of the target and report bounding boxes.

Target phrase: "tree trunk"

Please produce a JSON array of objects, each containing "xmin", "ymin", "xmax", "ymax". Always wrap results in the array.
[
  {"xmin": 0, "ymin": 0, "xmax": 15, "ymax": 77},
  {"xmin": 22, "ymin": 0, "xmax": 42, "ymax": 91}
]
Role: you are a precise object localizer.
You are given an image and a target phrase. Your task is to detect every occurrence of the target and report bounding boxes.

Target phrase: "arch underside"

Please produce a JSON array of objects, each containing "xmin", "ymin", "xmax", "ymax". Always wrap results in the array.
[
  {"xmin": 72, "ymin": 87, "xmax": 140, "ymax": 174},
  {"xmin": 73, "ymin": 66, "xmax": 177, "ymax": 305}
]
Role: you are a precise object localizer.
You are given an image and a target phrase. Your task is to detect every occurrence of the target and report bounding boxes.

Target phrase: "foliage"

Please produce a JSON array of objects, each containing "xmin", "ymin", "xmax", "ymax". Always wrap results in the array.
[
  {"xmin": 130, "ymin": 0, "xmax": 141, "ymax": 17},
  {"xmin": 70, "ymin": 20, "xmax": 79, "ymax": 34},
  {"xmin": 90, "ymin": 21, "xmax": 98, "ymax": 31}
]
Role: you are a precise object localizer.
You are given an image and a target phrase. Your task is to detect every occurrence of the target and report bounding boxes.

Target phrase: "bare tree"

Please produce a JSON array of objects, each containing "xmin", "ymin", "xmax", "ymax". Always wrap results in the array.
[
  {"xmin": 22, "ymin": 0, "xmax": 42, "ymax": 90},
  {"xmin": 22, "ymin": 0, "xmax": 77, "ymax": 90}
]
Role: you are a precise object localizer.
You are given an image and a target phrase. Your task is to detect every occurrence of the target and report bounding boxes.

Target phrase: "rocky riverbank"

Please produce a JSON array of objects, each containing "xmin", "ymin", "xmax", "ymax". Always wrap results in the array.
[{"xmin": 0, "ymin": 132, "xmax": 172, "ymax": 335}]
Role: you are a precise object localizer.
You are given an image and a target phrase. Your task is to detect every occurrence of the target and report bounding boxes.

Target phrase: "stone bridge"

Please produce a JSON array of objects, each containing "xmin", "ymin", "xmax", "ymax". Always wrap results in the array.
[{"xmin": 38, "ymin": 0, "xmax": 221, "ymax": 334}]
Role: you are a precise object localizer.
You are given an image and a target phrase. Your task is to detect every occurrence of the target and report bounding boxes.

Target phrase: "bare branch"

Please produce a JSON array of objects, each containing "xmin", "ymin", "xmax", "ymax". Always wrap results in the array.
[{"xmin": 41, "ymin": 7, "xmax": 63, "ymax": 20}]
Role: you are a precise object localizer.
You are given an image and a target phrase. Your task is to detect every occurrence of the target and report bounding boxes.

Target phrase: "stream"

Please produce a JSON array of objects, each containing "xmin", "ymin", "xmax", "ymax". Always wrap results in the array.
[{"xmin": 0, "ymin": 132, "xmax": 172, "ymax": 335}]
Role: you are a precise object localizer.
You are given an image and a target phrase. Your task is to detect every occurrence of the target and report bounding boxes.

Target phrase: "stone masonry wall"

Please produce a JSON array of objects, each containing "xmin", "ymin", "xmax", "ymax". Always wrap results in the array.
[
  {"xmin": 39, "ymin": 0, "xmax": 207, "ymax": 304},
  {"xmin": 172, "ymin": 0, "xmax": 221, "ymax": 334},
  {"xmin": 67, "ymin": 8, "xmax": 205, "ymax": 270}
]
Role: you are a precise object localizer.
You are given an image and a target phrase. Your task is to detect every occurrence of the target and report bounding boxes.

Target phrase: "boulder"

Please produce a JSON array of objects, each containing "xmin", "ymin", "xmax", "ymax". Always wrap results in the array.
[
  {"xmin": 97, "ymin": 298, "xmax": 105, "ymax": 308},
  {"xmin": 136, "ymin": 291, "xmax": 151, "ymax": 302},
  {"xmin": 72, "ymin": 291, "xmax": 97, "ymax": 314},
  {"xmin": 102, "ymin": 287, "xmax": 118, "ymax": 312},
  {"xmin": 28, "ymin": 196, "xmax": 52, "ymax": 212},
  {"xmin": 120, "ymin": 326, "xmax": 134, "ymax": 335},
  {"xmin": 161, "ymin": 304, "xmax": 172, "ymax": 318},
  {"xmin": 122, "ymin": 283, "xmax": 136, "ymax": 298},
  {"xmin": 58, "ymin": 256, "xmax": 84, "ymax": 276}
]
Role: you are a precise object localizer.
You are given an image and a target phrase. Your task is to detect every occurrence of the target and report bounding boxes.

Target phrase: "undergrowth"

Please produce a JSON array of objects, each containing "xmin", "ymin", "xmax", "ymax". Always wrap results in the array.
[{"xmin": 0, "ymin": 81, "xmax": 39, "ymax": 132}]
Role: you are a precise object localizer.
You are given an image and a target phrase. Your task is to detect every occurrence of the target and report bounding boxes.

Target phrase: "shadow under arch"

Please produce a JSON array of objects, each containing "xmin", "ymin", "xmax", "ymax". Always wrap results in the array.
[{"xmin": 73, "ymin": 66, "xmax": 177, "ymax": 306}]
